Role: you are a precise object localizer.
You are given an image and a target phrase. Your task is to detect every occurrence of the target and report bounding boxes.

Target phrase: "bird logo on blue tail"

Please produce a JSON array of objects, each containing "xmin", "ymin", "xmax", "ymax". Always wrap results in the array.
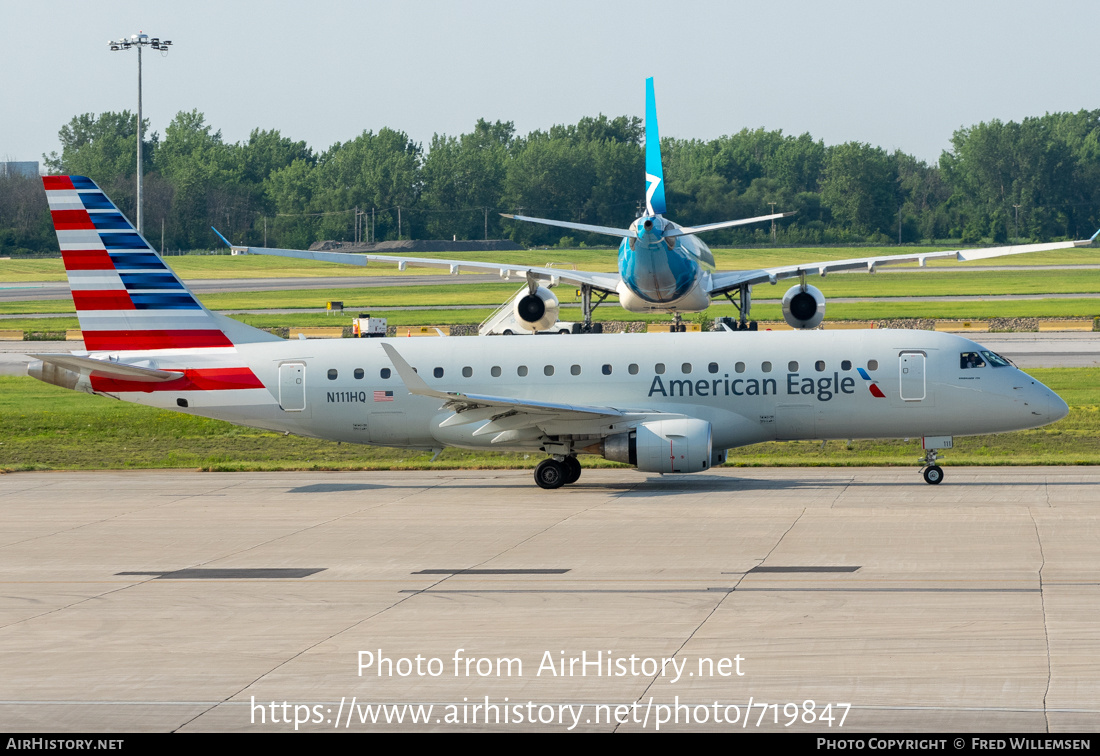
[{"xmin": 644, "ymin": 77, "xmax": 666, "ymax": 216}]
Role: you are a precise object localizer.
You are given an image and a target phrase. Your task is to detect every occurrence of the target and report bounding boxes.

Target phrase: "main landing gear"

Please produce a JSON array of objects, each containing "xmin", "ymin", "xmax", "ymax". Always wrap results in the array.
[
  {"xmin": 575, "ymin": 284, "xmax": 610, "ymax": 334},
  {"xmin": 920, "ymin": 448, "xmax": 944, "ymax": 485},
  {"xmin": 535, "ymin": 456, "xmax": 582, "ymax": 489}
]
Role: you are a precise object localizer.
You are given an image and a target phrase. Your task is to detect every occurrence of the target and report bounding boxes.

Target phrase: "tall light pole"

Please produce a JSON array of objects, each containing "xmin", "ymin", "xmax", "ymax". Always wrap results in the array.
[{"xmin": 109, "ymin": 32, "xmax": 172, "ymax": 235}]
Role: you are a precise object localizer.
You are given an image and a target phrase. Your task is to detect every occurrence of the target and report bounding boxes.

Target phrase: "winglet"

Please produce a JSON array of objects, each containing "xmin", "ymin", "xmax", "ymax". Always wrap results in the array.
[
  {"xmin": 211, "ymin": 226, "xmax": 233, "ymax": 249},
  {"xmin": 645, "ymin": 77, "xmax": 666, "ymax": 216},
  {"xmin": 1090, "ymin": 228, "xmax": 1100, "ymax": 243},
  {"xmin": 380, "ymin": 343, "xmax": 449, "ymax": 400}
]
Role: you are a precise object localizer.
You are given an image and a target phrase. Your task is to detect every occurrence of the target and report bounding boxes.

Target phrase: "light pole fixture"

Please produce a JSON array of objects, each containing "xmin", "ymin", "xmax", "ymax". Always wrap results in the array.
[{"xmin": 108, "ymin": 32, "xmax": 172, "ymax": 235}]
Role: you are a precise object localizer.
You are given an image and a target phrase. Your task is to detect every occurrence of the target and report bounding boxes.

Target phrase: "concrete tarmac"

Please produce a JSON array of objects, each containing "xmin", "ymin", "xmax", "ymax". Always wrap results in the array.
[{"xmin": 1, "ymin": 467, "xmax": 1099, "ymax": 732}]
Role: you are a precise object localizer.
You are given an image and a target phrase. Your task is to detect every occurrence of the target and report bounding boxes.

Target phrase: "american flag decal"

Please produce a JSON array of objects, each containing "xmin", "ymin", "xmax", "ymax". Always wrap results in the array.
[{"xmin": 374, "ymin": 390, "xmax": 394, "ymax": 402}]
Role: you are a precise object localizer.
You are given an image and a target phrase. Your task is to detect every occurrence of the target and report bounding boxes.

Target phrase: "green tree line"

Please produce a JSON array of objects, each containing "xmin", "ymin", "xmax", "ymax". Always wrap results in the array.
[{"xmin": 2, "ymin": 107, "xmax": 1097, "ymax": 256}]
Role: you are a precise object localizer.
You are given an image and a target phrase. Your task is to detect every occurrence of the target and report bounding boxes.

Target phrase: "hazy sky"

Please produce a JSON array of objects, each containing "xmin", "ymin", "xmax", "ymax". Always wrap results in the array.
[{"xmin": 3, "ymin": 0, "xmax": 1097, "ymax": 167}]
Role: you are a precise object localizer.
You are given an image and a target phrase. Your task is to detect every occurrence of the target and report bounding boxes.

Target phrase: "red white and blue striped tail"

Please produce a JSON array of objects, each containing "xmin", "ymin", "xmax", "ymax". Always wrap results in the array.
[{"xmin": 42, "ymin": 175, "xmax": 277, "ymax": 353}]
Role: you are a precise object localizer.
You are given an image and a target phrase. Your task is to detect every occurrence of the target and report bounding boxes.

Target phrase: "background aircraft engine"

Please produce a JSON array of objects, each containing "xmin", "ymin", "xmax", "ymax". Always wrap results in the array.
[
  {"xmin": 512, "ymin": 286, "xmax": 560, "ymax": 332},
  {"xmin": 599, "ymin": 418, "xmax": 713, "ymax": 473},
  {"xmin": 781, "ymin": 284, "xmax": 826, "ymax": 329}
]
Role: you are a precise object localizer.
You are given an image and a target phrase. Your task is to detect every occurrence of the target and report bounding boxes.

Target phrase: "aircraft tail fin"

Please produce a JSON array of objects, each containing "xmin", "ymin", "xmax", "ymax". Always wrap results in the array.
[
  {"xmin": 645, "ymin": 77, "xmax": 667, "ymax": 216},
  {"xmin": 42, "ymin": 176, "xmax": 279, "ymax": 351}
]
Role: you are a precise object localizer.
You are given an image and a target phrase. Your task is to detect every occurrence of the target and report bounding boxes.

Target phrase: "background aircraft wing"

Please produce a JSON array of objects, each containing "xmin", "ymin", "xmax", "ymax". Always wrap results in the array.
[
  {"xmin": 707, "ymin": 236, "xmax": 1097, "ymax": 296},
  {"xmin": 227, "ymin": 242, "xmax": 622, "ymax": 294}
]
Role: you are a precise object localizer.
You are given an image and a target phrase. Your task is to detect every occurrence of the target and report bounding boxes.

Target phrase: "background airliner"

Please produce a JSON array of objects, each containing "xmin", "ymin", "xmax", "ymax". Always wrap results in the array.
[
  {"xmin": 33, "ymin": 176, "xmax": 1070, "ymax": 489},
  {"xmin": 218, "ymin": 78, "xmax": 1096, "ymax": 334}
]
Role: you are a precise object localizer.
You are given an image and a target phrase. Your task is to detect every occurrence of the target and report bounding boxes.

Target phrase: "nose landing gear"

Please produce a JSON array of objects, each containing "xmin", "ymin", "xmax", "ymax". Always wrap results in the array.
[{"xmin": 920, "ymin": 448, "xmax": 944, "ymax": 485}]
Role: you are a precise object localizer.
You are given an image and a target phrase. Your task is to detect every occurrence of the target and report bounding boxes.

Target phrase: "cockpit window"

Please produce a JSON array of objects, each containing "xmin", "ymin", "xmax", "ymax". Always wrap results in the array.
[
  {"xmin": 981, "ymin": 351, "xmax": 1012, "ymax": 368},
  {"xmin": 960, "ymin": 352, "xmax": 986, "ymax": 369}
]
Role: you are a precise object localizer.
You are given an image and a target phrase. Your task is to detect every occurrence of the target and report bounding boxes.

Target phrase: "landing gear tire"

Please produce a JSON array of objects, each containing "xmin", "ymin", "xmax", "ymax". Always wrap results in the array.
[
  {"xmin": 572, "ymin": 323, "xmax": 604, "ymax": 334},
  {"xmin": 563, "ymin": 456, "xmax": 582, "ymax": 485},
  {"xmin": 923, "ymin": 465, "xmax": 944, "ymax": 485},
  {"xmin": 535, "ymin": 458, "xmax": 568, "ymax": 489}
]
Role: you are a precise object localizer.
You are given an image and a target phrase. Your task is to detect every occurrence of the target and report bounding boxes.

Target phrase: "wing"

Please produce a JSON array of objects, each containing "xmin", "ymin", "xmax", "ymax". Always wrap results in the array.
[
  {"xmin": 707, "ymin": 235, "xmax": 1099, "ymax": 296},
  {"xmin": 380, "ymin": 343, "xmax": 654, "ymax": 442},
  {"xmin": 501, "ymin": 211, "xmax": 794, "ymax": 240},
  {"xmin": 221, "ymin": 237, "xmax": 622, "ymax": 295}
]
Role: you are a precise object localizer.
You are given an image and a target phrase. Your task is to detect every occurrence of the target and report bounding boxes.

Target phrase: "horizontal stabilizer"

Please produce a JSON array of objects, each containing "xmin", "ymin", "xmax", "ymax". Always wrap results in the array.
[
  {"xmin": 501, "ymin": 214, "xmax": 637, "ymax": 239},
  {"xmin": 29, "ymin": 353, "xmax": 183, "ymax": 382},
  {"xmin": 665, "ymin": 211, "xmax": 796, "ymax": 238}
]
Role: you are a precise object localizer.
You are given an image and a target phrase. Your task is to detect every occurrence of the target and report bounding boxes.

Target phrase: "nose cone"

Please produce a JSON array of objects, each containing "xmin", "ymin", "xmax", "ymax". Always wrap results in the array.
[{"xmin": 1048, "ymin": 391, "xmax": 1069, "ymax": 423}]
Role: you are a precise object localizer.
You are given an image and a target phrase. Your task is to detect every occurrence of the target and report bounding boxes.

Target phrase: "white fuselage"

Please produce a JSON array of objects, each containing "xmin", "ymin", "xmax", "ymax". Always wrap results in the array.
[{"xmin": 85, "ymin": 330, "xmax": 1067, "ymax": 455}]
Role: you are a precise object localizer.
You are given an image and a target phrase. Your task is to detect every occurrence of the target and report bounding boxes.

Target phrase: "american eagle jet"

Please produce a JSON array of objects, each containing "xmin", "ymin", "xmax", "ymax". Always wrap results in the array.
[{"xmin": 29, "ymin": 176, "xmax": 1079, "ymax": 489}]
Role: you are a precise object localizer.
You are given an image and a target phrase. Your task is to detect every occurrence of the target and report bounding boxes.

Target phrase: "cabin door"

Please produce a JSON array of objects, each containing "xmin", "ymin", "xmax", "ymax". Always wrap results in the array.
[
  {"xmin": 279, "ymin": 362, "xmax": 307, "ymax": 411},
  {"xmin": 899, "ymin": 352, "xmax": 926, "ymax": 402}
]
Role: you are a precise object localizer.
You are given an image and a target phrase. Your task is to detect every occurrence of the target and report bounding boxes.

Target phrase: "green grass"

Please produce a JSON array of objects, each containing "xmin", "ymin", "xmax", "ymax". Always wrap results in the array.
[
  {"xmin": 5, "ymin": 269, "xmax": 1100, "ymax": 317},
  {"xmin": 1, "ymin": 368, "xmax": 1097, "ymax": 472}
]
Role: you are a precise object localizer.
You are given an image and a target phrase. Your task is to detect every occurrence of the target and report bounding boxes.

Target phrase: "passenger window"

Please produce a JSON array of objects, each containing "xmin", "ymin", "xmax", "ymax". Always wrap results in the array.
[
  {"xmin": 380, "ymin": 368, "xmax": 391, "ymax": 379},
  {"xmin": 433, "ymin": 367, "xmax": 444, "ymax": 378},
  {"xmin": 960, "ymin": 352, "xmax": 987, "ymax": 369},
  {"xmin": 628, "ymin": 364, "xmax": 639, "ymax": 375},
  {"xmin": 462, "ymin": 366, "xmax": 472, "ymax": 378},
  {"xmin": 815, "ymin": 361, "xmax": 826, "ymax": 372},
  {"xmin": 353, "ymin": 368, "xmax": 364, "ymax": 380},
  {"xmin": 762, "ymin": 362, "xmax": 772, "ymax": 373},
  {"xmin": 841, "ymin": 360, "xmax": 852, "ymax": 371},
  {"xmin": 570, "ymin": 365, "xmax": 581, "ymax": 376},
  {"xmin": 602, "ymin": 364, "xmax": 612, "ymax": 375},
  {"xmin": 708, "ymin": 362, "xmax": 719, "ymax": 374},
  {"xmin": 788, "ymin": 361, "xmax": 798, "ymax": 372},
  {"xmin": 491, "ymin": 366, "xmax": 501, "ymax": 377},
  {"xmin": 735, "ymin": 362, "xmax": 746, "ymax": 373},
  {"xmin": 867, "ymin": 360, "xmax": 878, "ymax": 371},
  {"xmin": 327, "ymin": 369, "xmax": 338, "ymax": 381},
  {"xmin": 655, "ymin": 363, "xmax": 665, "ymax": 374},
  {"xmin": 544, "ymin": 365, "xmax": 555, "ymax": 376},
  {"xmin": 681, "ymin": 363, "xmax": 692, "ymax": 374},
  {"xmin": 517, "ymin": 366, "xmax": 528, "ymax": 377}
]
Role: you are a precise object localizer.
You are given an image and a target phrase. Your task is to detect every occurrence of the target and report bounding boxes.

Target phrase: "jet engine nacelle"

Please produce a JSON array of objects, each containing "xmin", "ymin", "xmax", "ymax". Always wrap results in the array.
[
  {"xmin": 782, "ymin": 284, "xmax": 826, "ymax": 329},
  {"xmin": 599, "ymin": 418, "xmax": 713, "ymax": 473},
  {"xmin": 512, "ymin": 286, "xmax": 560, "ymax": 332}
]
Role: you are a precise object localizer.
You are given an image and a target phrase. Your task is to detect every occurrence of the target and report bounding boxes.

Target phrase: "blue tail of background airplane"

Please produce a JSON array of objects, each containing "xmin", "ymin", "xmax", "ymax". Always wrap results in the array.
[{"xmin": 644, "ymin": 77, "xmax": 666, "ymax": 216}]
